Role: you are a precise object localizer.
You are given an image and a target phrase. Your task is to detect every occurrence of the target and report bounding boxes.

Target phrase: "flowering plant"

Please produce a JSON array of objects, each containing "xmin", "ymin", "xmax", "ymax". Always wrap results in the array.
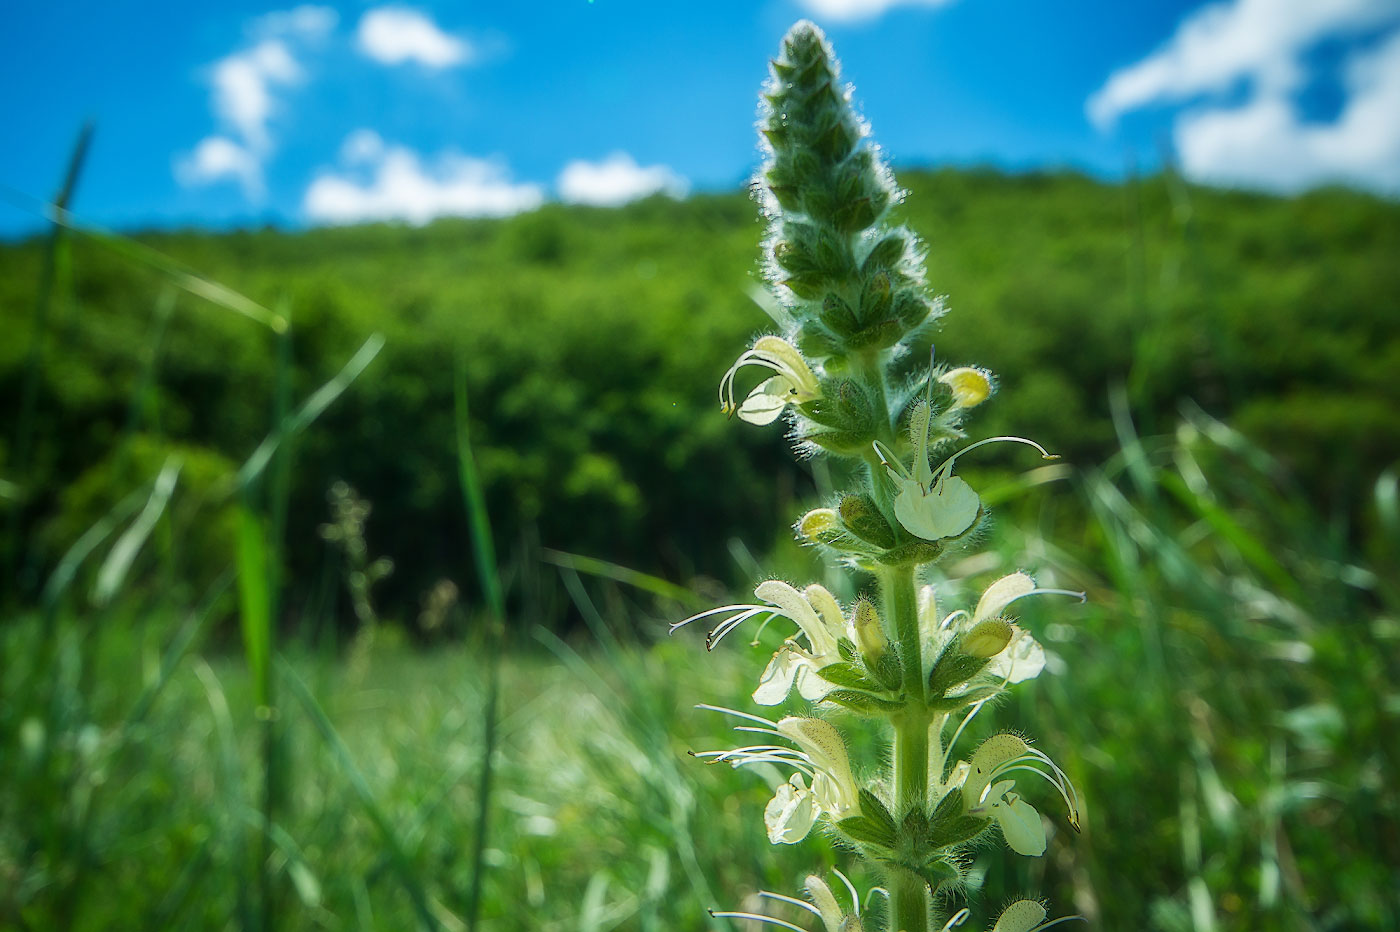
[{"xmin": 675, "ymin": 21, "xmax": 1085, "ymax": 932}]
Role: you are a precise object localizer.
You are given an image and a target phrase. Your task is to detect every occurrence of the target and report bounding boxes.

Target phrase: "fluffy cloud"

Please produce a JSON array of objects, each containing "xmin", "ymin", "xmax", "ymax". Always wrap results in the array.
[
  {"xmin": 1177, "ymin": 31, "xmax": 1400, "ymax": 191},
  {"xmin": 178, "ymin": 6, "xmax": 337, "ymax": 197},
  {"xmin": 304, "ymin": 131, "xmax": 544, "ymax": 224},
  {"xmin": 794, "ymin": 0, "xmax": 952, "ymax": 23},
  {"xmin": 556, "ymin": 153, "xmax": 688, "ymax": 206},
  {"xmin": 1088, "ymin": 0, "xmax": 1396, "ymax": 128},
  {"xmin": 210, "ymin": 39, "xmax": 301, "ymax": 151},
  {"xmin": 1087, "ymin": 0, "xmax": 1400, "ymax": 192},
  {"xmin": 175, "ymin": 136, "xmax": 264, "ymax": 197},
  {"xmin": 357, "ymin": 7, "xmax": 471, "ymax": 67}
]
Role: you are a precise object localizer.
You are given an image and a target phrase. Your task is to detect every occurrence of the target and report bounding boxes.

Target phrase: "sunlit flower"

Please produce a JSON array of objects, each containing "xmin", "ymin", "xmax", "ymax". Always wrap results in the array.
[
  {"xmin": 671, "ymin": 580, "xmax": 848, "ymax": 705},
  {"xmin": 710, "ymin": 871, "xmax": 868, "ymax": 932},
  {"xmin": 958, "ymin": 733, "xmax": 1081, "ymax": 857},
  {"xmin": 876, "ymin": 403, "xmax": 1055, "ymax": 542},
  {"xmin": 720, "ymin": 335, "xmax": 822, "ymax": 424},
  {"xmin": 921, "ymin": 572, "xmax": 1085, "ymax": 687},
  {"xmin": 694, "ymin": 708, "xmax": 859, "ymax": 845}
]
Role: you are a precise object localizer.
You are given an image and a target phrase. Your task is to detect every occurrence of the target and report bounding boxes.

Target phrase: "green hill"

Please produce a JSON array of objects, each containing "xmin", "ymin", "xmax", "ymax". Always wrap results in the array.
[{"xmin": 3, "ymin": 168, "xmax": 1397, "ymax": 623}]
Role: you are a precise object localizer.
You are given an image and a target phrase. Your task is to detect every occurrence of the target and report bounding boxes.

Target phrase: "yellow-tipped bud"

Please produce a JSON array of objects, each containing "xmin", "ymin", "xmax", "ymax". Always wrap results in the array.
[
  {"xmin": 851, "ymin": 598, "xmax": 887, "ymax": 660},
  {"xmin": 938, "ymin": 366, "xmax": 993, "ymax": 409},
  {"xmin": 798, "ymin": 508, "xmax": 840, "ymax": 541},
  {"xmin": 963, "ymin": 618, "xmax": 1014, "ymax": 658}
]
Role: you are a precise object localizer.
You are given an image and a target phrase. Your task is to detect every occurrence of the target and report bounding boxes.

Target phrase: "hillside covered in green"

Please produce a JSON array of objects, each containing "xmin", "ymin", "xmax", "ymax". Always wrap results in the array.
[{"xmin": 2, "ymin": 168, "xmax": 1397, "ymax": 625}]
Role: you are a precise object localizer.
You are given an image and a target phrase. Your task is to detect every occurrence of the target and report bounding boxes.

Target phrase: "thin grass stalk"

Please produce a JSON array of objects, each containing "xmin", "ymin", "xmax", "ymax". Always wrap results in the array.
[
  {"xmin": 453, "ymin": 357, "xmax": 504, "ymax": 932},
  {"xmin": 4, "ymin": 122, "xmax": 93, "ymax": 604}
]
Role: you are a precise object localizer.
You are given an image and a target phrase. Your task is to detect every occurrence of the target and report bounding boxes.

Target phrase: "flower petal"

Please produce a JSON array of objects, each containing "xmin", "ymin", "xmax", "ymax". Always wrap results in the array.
[
  {"xmin": 738, "ymin": 376, "xmax": 792, "ymax": 425},
  {"xmin": 994, "ymin": 792, "xmax": 1047, "ymax": 856},
  {"xmin": 764, "ymin": 776, "xmax": 817, "ymax": 844},
  {"xmin": 975, "ymin": 572, "xmax": 1036, "ymax": 621},
  {"xmin": 984, "ymin": 628, "xmax": 1046, "ymax": 684},
  {"xmin": 893, "ymin": 473, "xmax": 981, "ymax": 541},
  {"xmin": 754, "ymin": 648, "xmax": 803, "ymax": 705}
]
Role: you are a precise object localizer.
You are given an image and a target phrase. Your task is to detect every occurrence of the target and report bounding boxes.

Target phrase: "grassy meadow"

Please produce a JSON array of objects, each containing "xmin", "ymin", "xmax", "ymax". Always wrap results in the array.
[{"xmin": 2, "ymin": 167, "xmax": 1399, "ymax": 930}]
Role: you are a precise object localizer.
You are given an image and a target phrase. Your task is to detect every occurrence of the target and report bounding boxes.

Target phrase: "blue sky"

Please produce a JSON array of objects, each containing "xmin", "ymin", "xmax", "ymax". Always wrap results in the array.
[{"xmin": 3, "ymin": 0, "xmax": 1398, "ymax": 236}]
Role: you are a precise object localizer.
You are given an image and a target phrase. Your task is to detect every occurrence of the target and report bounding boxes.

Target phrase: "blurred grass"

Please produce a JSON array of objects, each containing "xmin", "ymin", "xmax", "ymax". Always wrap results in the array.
[{"xmin": 3, "ymin": 406, "xmax": 1398, "ymax": 929}]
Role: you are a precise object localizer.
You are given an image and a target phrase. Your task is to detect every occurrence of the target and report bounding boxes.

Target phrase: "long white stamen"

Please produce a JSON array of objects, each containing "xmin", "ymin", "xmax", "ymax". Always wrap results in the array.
[
  {"xmin": 670, "ymin": 602, "xmax": 765, "ymax": 633},
  {"xmin": 696, "ymin": 704, "xmax": 777, "ymax": 727},
  {"xmin": 934, "ymin": 435, "xmax": 1057, "ymax": 477},
  {"xmin": 757, "ymin": 891, "xmax": 823, "ymax": 915},
  {"xmin": 945, "ymin": 696, "xmax": 993, "ymax": 767},
  {"xmin": 1029, "ymin": 917, "xmax": 1087, "ymax": 931},
  {"xmin": 831, "ymin": 868, "xmax": 859, "ymax": 916},
  {"xmin": 709, "ymin": 910, "xmax": 810, "ymax": 932},
  {"xmin": 707, "ymin": 608, "xmax": 778, "ymax": 648},
  {"xmin": 864, "ymin": 887, "xmax": 889, "ymax": 913},
  {"xmin": 939, "ymin": 907, "xmax": 971, "ymax": 930}
]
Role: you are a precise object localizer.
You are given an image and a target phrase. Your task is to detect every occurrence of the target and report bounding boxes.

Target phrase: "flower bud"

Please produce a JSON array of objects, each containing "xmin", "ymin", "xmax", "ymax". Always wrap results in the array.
[
  {"xmin": 938, "ymin": 366, "xmax": 993, "ymax": 410},
  {"xmin": 798, "ymin": 508, "xmax": 840, "ymax": 540},
  {"xmin": 962, "ymin": 618, "xmax": 1013, "ymax": 658},
  {"xmin": 850, "ymin": 598, "xmax": 887, "ymax": 661},
  {"xmin": 837, "ymin": 494, "xmax": 896, "ymax": 549}
]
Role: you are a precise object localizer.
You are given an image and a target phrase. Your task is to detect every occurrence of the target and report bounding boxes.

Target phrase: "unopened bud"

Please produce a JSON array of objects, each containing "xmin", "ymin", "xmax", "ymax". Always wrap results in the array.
[
  {"xmin": 938, "ymin": 366, "xmax": 993, "ymax": 410},
  {"xmin": 798, "ymin": 508, "xmax": 841, "ymax": 541},
  {"xmin": 963, "ymin": 618, "xmax": 1013, "ymax": 658},
  {"xmin": 851, "ymin": 598, "xmax": 887, "ymax": 660}
]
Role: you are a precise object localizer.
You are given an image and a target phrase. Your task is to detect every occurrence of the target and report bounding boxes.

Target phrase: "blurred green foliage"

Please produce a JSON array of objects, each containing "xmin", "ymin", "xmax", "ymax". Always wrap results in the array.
[{"xmin": 2, "ymin": 169, "xmax": 1397, "ymax": 628}]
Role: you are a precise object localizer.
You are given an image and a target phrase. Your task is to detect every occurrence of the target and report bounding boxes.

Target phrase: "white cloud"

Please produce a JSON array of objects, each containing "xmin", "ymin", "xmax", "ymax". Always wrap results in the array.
[
  {"xmin": 251, "ymin": 4, "xmax": 338, "ymax": 40},
  {"xmin": 1086, "ymin": 0, "xmax": 1400, "ymax": 192},
  {"xmin": 1087, "ymin": 0, "xmax": 1396, "ymax": 129},
  {"xmin": 210, "ymin": 39, "xmax": 301, "ymax": 152},
  {"xmin": 175, "ymin": 136, "xmax": 264, "ymax": 197},
  {"xmin": 794, "ymin": 0, "xmax": 952, "ymax": 23},
  {"xmin": 556, "ymin": 153, "xmax": 688, "ymax": 206},
  {"xmin": 357, "ymin": 7, "xmax": 471, "ymax": 67},
  {"xmin": 178, "ymin": 6, "xmax": 336, "ymax": 198},
  {"xmin": 1177, "ymin": 30, "xmax": 1400, "ymax": 192},
  {"xmin": 304, "ymin": 133, "xmax": 544, "ymax": 224}
]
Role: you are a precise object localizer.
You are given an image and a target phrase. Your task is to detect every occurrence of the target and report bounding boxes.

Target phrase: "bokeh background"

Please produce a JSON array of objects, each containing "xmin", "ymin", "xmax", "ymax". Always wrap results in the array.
[{"xmin": 2, "ymin": 1, "xmax": 1398, "ymax": 930}]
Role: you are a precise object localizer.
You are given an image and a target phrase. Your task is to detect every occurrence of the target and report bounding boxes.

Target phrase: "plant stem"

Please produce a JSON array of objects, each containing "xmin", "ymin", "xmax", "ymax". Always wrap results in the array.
[
  {"xmin": 886, "ymin": 866, "xmax": 929, "ymax": 932},
  {"xmin": 883, "ymin": 561, "xmax": 930, "ymax": 932}
]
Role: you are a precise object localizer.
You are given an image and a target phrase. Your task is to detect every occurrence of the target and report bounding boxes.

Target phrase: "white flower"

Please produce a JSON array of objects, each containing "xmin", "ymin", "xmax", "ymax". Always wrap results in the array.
[
  {"xmin": 921, "ymin": 572, "xmax": 1085, "ymax": 687},
  {"xmin": 670, "ymin": 580, "xmax": 849, "ymax": 706},
  {"xmin": 694, "ymin": 708, "xmax": 859, "ymax": 846},
  {"xmin": 719, "ymin": 335, "xmax": 821, "ymax": 425},
  {"xmin": 710, "ymin": 870, "xmax": 867, "ymax": 932},
  {"xmin": 959, "ymin": 733, "xmax": 1081, "ymax": 857},
  {"xmin": 875, "ymin": 407, "xmax": 1056, "ymax": 543},
  {"xmin": 751, "ymin": 582, "xmax": 847, "ymax": 705}
]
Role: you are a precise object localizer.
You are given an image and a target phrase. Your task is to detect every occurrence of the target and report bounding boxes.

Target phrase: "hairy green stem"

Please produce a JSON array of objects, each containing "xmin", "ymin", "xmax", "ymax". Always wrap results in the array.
[{"xmin": 886, "ymin": 866, "xmax": 929, "ymax": 932}]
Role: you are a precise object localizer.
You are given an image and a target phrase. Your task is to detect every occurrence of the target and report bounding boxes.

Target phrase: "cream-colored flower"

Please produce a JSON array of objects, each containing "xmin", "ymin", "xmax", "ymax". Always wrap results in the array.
[
  {"xmin": 720, "ymin": 335, "xmax": 821, "ymax": 425},
  {"xmin": 876, "ymin": 412, "xmax": 1055, "ymax": 543},
  {"xmin": 710, "ymin": 871, "xmax": 867, "ymax": 932},
  {"xmin": 958, "ymin": 733, "xmax": 1081, "ymax": 857},
  {"xmin": 694, "ymin": 709, "xmax": 859, "ymax": 846}
]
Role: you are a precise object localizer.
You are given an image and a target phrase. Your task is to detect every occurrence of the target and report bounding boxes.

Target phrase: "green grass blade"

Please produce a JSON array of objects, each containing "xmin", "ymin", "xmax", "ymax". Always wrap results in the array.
[
  {"xmin": 237, "ymin": 505, "xmax": 273, "ymax": 709},
  {"xmin": 541, "ymin": 547, "xmax": 705, "ymax": 608},
  {"xmin": 278, "ymin": 658, "xmax": 441, "ymax": 931},
  {"xmin": 453, "ymin": 357, "xmax": 503, "ymax": 932},
  {"xmin": 236, "ymin": 333, "xmax": 385, "ymax": 490},
  {"xmin": 92, "ymin": 455, "xmax": 181, "ymax": 607}
]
